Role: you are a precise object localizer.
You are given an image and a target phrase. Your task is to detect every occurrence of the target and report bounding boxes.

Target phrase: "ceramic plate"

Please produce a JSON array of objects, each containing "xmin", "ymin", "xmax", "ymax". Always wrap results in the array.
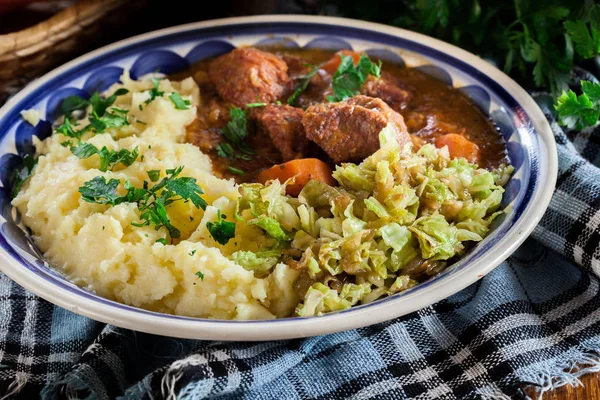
[{"xmin": 0, "ymin": 15, "xmax": 557, "ymax": 340}]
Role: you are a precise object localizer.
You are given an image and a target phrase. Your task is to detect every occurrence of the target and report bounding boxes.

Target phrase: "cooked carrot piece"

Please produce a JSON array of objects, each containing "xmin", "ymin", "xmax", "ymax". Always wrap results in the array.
[
  {"xmin": 434, "ymin": 134, "xmax": 481, "ymax": 164},
  {"xmin": 258, "ymin": 158, "xmax": 336, "ymax": 197},
  {"xmin": 320, "ymin": 50, "xmax": 363, "ymax": 75}
]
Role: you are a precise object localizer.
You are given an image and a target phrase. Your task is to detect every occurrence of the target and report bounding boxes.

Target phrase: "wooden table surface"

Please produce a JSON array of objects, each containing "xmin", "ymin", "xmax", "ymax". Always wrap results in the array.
[{"xmin": 525, "ymin": 372, "xmax": 600, "ymax": 399}]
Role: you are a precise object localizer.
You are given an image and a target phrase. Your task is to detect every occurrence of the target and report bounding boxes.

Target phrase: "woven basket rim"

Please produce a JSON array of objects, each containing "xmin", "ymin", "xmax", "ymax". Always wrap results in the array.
[{"xmin": 0, "ymin": 0, "xmax": 129, "ymax": 55}]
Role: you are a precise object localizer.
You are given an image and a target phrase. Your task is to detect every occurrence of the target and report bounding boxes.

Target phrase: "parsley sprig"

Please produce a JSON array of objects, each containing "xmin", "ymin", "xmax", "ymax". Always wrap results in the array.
[
  {"xmin": 287, "ymin": 66, "xmax": 319, "ymax": 105},
  {"xmin": 206, "ymin": 209, "xmax": 236, "ymax": 245},
  {"xmin": 555, "ymin": 80, "xmax": 600, "ymax": 129},
  {"xmin": 144, "ymin": 78, "xmax": 164, "ymax": 106},
  {"xmin": 169, "ymin": 92, "xmax": 191, "ymax": 110},
  {"xmin": 56, "ymin": 88, "xmax": 130, "ymax": 139},
  {"xmin": 78, "ymin": 166, "xmax": 207, "ymax": 239},
  {"xmin": 327, "ymin": 53, "xmax": 381, "ymax": 102},
  {"xmin": 70, "ymin": 143, "xmax": 139, "ymax": 172},
  {"xmin": 215, "ymin": 107, "xmax": 254, "ymax": 161}
]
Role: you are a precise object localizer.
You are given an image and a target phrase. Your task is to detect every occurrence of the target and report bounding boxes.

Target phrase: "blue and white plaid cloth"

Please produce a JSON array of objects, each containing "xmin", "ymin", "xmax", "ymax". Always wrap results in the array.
[{"xmin": 2, "ymin": 70, "xmax": 600, "ymax": 399}]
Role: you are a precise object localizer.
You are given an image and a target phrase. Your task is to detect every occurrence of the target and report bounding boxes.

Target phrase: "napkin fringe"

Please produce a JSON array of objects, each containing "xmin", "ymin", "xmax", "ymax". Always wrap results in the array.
[
  {"xmin": 0, "ymin": 371, "xmax": 27, "ymax": 400},
  {"xmin": 40, "ymin": 373, "xmax": 95, "ymax": 400},
  {"xmin": 520, "ymin": 345, "xmax": 600, "ymax": 399}
]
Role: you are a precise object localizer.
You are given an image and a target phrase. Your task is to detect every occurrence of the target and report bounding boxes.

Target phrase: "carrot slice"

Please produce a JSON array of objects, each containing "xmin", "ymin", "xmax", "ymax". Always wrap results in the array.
[
  {"xmin": 258, "ymin": 158, "xmax": 336, "ymax": 197},
  {"xmin": 434, "ymin": 134, "xmax": 480, "ymax": 164},
  {"xmin": 320, "ymin": 50, "xmax": 362, "ymax": 75}
]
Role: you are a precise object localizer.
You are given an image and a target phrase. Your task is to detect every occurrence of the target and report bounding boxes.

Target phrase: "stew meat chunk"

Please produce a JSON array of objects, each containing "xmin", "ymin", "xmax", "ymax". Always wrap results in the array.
[
  {"xmin": 209, "ymin": 48, "xmax": 291, "ymax": 107},
  {"xmin": 360, "ymin": 72, "xmax": 412, "ymax": 111},
  {"xmin": 250, "ymin": 104, "xmax": 311, "ymax": 161},
  {"xmin": 302, "ymin": 95, "xmax": 411, "ymax": 163}
]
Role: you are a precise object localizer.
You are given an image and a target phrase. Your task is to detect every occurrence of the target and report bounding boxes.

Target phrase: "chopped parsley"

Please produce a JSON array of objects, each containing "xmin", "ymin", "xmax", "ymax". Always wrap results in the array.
[
  {"xmin": 195, "ymin": 271, "xmax": 205, "ymax": 281},
  {"xmin": 56, "ymin": 89, "xmax": 130, "ymax": 138},
  {"xmin": 221, "ymin": 108, "xmax": 252, "ymax": 150},
  {"xmin": 555, "ymin": 80, "xmax": 600, "ymax": 129},
  {"xmin": 327, "ymin": 53, "xmax": 382, "ymax": 102},
  {"xmin": 169, "ymin": 92, "xmax": 191, "ymax": 110},
  {"xmin": 246, "ymin": 102, "xmax": 268, "ymax": 108},
  {"xmin": 147, "ymin": 170, "xmax": 161, "ymax": 182},
  {"xmin": 78, "ymin": 176, "xmax": 122, "ymax": 205},
  {"xmin": 215, "ymin": 143, "xmax": 250, "ymax": 160},
  {"xmin": 55, "ymin": 117, "xmax": 84, "ymax": 140},
  {"xmin": 228, "ymin": 166, "xmax": 245, "ymax": 176},
  {"xmin": 90, "ymin": 89, "xmax": 129, "ymax": 116},
  {"xmin": 144, "ymin": 78, "xmax": 164, "ymax": 105},
  {"xmin": 61, "ymin": 95, "xmax": 89, "ymax": 115},
  {"xmin": 11, "ymin": 154, "xmax": 38, "ymax": 198},
  {"xmin": 156, "ymin": 238, "xmax": 168, "ymax": 245},
  {"xmin": 206, "ymin": 209, "xmax": 236, "ymax": 245},
  {"xmin": 189, "ymin": 249, "xmax": 197, "ymax": 256},
  {"xmin": 78, "ymin": 166, "xmax": 207, "ymax": 239},
  {"xmin": 70, "ymin": 143, "xmax": 139, "ymax": 172},
  {"xmin": 216, "ymin": 107, "xmax": 255, "ymax": 166},
  {"xmin": 287, "ymin": 66, "xmax": 319, "ymax": 105}
]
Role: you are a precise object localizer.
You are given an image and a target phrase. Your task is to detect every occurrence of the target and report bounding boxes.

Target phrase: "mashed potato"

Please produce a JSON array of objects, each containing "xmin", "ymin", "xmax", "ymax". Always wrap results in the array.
[{"xmin": 12, "ymin": 73, "xmax": 299, "ymax": 320}]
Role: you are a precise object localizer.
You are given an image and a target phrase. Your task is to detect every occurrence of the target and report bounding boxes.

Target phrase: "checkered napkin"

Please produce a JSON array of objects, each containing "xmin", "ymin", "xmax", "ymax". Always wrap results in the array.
[{"xmin": 3, "ymin": 75, "xmax": 600, "ymax": 399}]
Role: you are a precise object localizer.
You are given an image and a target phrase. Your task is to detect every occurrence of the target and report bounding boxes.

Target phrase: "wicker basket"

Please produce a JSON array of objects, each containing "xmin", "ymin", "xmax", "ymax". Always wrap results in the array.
[{"xmin": 0, "ymin": 0, "xmax": 148, "ymax": 104}]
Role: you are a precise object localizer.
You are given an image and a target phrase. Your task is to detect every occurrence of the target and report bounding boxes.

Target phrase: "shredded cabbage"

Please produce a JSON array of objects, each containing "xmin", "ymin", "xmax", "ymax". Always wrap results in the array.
[
  {"xmin": 231, "ymin": 123, "xmax": 512, "ymax": 318},
  {"xmin": 230, "ymin": 249, "xmax": 281, "ymax": 275}
]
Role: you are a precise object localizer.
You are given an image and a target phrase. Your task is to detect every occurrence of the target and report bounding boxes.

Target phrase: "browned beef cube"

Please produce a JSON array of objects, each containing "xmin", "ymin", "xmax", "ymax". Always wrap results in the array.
[
  {"xmin": 209, "ymin": 48, "xmax": 290, "ymax": 107},
  {"xmin": 251, "ymin": 104, "xmax": 311, "ymax": 161},
  {"xmin": 302, "ymin": 95, "xmax": 410, "ymax": 163}
]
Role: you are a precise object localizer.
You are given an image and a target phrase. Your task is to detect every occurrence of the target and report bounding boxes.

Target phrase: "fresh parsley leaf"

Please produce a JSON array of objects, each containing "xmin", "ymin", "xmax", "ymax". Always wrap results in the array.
[
  {"xmin": 195, "ymin": 271, "xmax": 205, "ymax": 280},
  {"xmin": 287, "ymin": 66, "xmax": 318, "ymax": 105},
  {"xmin": 419, "ymin": 0, "xmax": 450, "ymax": 30},
  {"xmin": 89, "ymin": 89, "xmax": 129, "ymax": 118},
  {"xmin": 71, "ymin": 142, "xmax": 101, "ymax": 159},
  {"xmin": 206, "ymin": 209, "xmax": 236, "ymax": 245},
  {"xmin": 108, "ymin": 147, "xmax": 139, "ymax": 169},
  {"xmin": 78, "ymin": 176, "xmax": 122, "ymax": 205},
  {"xmin": 169, "ymin": 92, "xmax": 191, "ymax": 110},
  {"xmin": 555, "ymin": 80, "xmax": 600, "ymax": 129},
  {"xmin": 582, "ymin": 80, "xmax": 600, "ymax": 103},
  {"xmin": 136, "ymin": 197, "xmax": 181, "ymax": 238},
  {"xmin": 155, "ymin": 238, "xmax": 168, "ymax": 245},
  {"xmin": 221, "ymin": 107, "xmax": 249, "ymax": 145},
  {"xmin": 246, "ymin": 102, "xmax": 268, "ymax": 108},
  {"xmin": 144, "ymin": 78, "xmax": 164, "ymax": 105},
  {"xmin": 216, "ymin": 143, "xmax": 235, "ymax": 158},
  {"xmin": 327, "ymin": 53, "xmax": 382, "ymax": 102},
  {"xmin": 61, "ymin": 95, "xmax": 89, "ymax": 115},
  {"xmin": 60, "ymin": 140, "xmax": 73, "ymax": 147},
  {"xmin": 70, "ymin": 143, "xmax": 138, "ymax": 172},
  {"xmin": 564, "ymin": 5, "xmax": 600, "ymax": 59},
  {"xmin": 164, "ymin": 176, "xmax": 208, "ymax": 210},
  {"xmin": 89, "ymin": 110, "xmax": 129, "ymax": 133},
  {"xmin": 11, "ymin": 154, "xmax": 38, "ymax": 198},
  {"xmin": 55, "ymin": 117, "xmax": 83, "ymax": 139},
  {"xmin": 228, "ymin": 166, "xmax": 245, "ymax": 176},
  {"xmin": 216, "ymin": 107, "xmax": 255, "ymax": 162},
  {"xmin": 147, "ymin": 170, "xmax": 161, "ymax": 182}
]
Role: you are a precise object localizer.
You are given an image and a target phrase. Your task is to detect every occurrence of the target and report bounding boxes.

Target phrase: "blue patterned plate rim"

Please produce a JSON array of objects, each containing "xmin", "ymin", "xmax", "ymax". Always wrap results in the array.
[{"xmin": 0, "ymin": 15, "xmax": 557, "ymax": 340}]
